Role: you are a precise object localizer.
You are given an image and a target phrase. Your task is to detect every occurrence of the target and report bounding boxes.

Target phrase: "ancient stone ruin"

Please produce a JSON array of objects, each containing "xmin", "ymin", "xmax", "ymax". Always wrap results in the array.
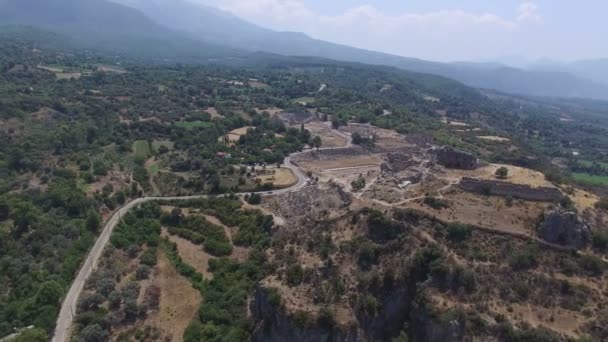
[
  {"xmin": 434, "ymin": 146, "xmax": 478, "ymax": 170},
  {"xmin": 385, "ymin": 152, "xmax": 417, "ymax": 172},
  {"xmin": 459, "ymin": 177, "xmax": 563, "ymax": 202},
  {"xmin": 539, "ymin": 207, "xmax": 591, "ymax": 249}
]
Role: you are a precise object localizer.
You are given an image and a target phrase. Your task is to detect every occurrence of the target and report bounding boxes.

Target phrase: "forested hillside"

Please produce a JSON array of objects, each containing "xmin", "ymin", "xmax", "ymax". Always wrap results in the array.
[{"xmin": 1, "ymin": 29, "xmax": 608, "ymax": 341}]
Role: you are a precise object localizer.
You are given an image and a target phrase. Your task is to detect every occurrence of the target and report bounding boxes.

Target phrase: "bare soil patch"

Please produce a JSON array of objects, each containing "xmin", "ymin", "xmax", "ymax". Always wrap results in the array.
[
  {"xmin": 97, "ymin": 65, "xmax": 127, "ymax": 73},
  {"xmin": 248, "ymin": 80, "xmax": 269, "ymax": 88},
  {"xmin": 477, "ymin": 135, "xmax": 511, "ymax": 142},
  {"xmin": 493, "ymin": 302, "xmax": 587, "ymax": 339},
  {"xmin": 205, "ymin": 107, "xmax": 223, "ymax": 118}
]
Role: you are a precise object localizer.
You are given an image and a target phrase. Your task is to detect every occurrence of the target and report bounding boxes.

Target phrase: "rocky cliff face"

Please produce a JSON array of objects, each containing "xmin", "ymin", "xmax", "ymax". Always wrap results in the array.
[
  {"xmin": 434, "ymin": 146, "xmax": 478, "ymax": 170},
  {"xmin": 411, "ymin": 310, "xmax": 464, "ymax": 342},
  {"xmin": 250, "ymin": 285, "xmax": 361, "ymax": 342},
  {"xmin": 251, "ymin": 283, "xmax": 465, "ymax": 342},
  {"xmin": 539, "ymin": 208, "xmax": 591, "ymax": 249}
]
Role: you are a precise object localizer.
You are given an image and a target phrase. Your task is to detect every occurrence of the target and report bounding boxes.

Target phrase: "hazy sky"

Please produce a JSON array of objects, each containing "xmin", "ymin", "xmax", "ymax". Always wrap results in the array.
[{"xmin": 200, "ymin": 0, "xmax": 608, "ymax": 62}]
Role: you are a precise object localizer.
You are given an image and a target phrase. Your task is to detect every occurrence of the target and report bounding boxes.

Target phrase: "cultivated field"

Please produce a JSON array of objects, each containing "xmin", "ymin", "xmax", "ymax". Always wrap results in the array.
[{"xmin": 133, "ymin": 140, "xmax": 152, "ymax": 160}]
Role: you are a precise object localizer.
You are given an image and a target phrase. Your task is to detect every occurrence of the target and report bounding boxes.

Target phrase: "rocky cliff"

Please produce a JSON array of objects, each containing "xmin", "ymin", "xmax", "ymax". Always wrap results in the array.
[
  {"xmin": 539, "ymin": 208, "xmax": 591, "ymax": 249},
  {"xmin": 250, "ymin": 285, "xmax": 361, "ymax": 342},
  {"xmin": 251, "ymin": 282, "xmax": 465, "ymax": 342}
]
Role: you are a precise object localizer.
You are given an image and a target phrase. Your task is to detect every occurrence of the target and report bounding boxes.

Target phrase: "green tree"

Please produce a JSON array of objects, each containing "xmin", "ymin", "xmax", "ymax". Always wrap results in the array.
[
  {"xmin": 35, "ymin": 281, "xmax": 64, "ymax": 306},
  {"xmin": 495, "ymin": 166, "xmax": 509, "ymax": 179},
  {"xmin": 13, "ymin": 328, "xmax": 48, "ymax": 342},
  {"xmin": 247, "ymin": 193, "xmax": 262, "ymax": 205},
  {"xmin": 312, "ymin": 136, "xmax": 322, "ymax": 149},
  {"xmin": 86, "ymin": 210, "xmax": 101, "ymax": 232}
]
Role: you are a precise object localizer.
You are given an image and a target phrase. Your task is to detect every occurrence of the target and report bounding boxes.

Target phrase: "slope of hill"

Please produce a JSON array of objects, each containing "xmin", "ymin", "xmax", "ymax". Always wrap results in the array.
[
  {"xmin": 0, "ymin": 0, "xmax": 244, "ymax": 61},
  {"xmin": 1, "ymin": 0, "xmax": 607, "ymax": 99},
  {"xmin": 111, "ymin": 0, "xmax": 608, "ymax": 100},
  {"xmin": 529, "ymin": 58, "xmax": 608, "ymax": 87}
]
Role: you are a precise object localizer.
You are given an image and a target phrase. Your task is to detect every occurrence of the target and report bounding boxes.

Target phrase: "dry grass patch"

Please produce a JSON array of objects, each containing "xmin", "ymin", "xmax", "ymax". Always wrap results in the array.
[
  {"xmin": 139, "ymin": 251, "xmax": 202, "ymax": 342},
  {"xmin": 569, "ymin": 188, "xmax": 599, "ymax": 211},
  {"xmin": 56, "ymin": 72, "xmax": 81, "ymax": 80},
  {"xmin": 162, "ymin": 229, "xmax": 214, "ymax": 279},
  {"xmin": 405, "ymin": 190, "xmax": 548, "ymax": 237},
  {"xmin": 477, "ymin": 135, "xmax": 511, "ymax": 142},
  {"xmin": 256, "ymin": 168, "xmax": 297, "ymax": 187},
  {"xmin": 255, "ymin": 107, "xmax": 283, "ymax": 116},
  {"xmin": 205, "ymin": 107, "xmax": 223, "ymax": 119},
  {"xmin": 448, "ymin": 164, "xmax": 556, "ymax": 188},
  {"xmin": 220, "ymin": 126, "xmax": 255, "ymax": 145},
  {"xmin": 304, "ymin": 156, "xmax": 382, "ymax": 171}
]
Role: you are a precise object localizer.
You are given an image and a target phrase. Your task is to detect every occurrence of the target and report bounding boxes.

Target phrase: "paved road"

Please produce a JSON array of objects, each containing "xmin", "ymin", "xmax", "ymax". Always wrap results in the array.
[
  {"xmin": 52, "ymin": 126, "xmax": 354, "ymax": 342},
  {"xmin": 51, "ymin": 144, "xmax": 319, "ymax": 342}
]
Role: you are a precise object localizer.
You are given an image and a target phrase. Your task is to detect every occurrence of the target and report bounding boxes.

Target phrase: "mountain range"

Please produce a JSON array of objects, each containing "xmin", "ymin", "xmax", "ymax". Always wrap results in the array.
[{"xmin": 1, "ymin": 0, "xmax": 607, "ymax": 100}]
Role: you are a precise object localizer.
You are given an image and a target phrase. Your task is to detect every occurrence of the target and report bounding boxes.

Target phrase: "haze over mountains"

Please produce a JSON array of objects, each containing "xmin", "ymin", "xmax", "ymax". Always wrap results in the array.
[{"xmin": 1, "ymin": 0, "xmax": 607, "ymax": 100}]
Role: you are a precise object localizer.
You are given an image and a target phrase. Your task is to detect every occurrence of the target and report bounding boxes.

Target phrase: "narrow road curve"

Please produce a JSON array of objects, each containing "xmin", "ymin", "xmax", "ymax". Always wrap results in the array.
[{"xmin": 52, "ymin": 134, "xmax": 345, "ymax": 342}]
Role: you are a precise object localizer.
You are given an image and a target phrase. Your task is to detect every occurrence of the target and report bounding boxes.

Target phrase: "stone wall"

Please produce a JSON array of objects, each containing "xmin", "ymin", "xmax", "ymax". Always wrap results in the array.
[{"xmin": 459, "ymin": 177, "xmax": 563, "ymax": 202}]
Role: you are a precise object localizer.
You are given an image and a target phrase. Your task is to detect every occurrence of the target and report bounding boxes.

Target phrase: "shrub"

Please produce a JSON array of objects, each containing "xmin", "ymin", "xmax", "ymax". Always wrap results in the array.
[
  {"xmin": 266, "ymin": 287, "xmax": 282, "ymax": 307},
  {"xmin": 79, "ymin": 324, "xmax": 109, "ymax": 342},
  {"xmin": 357, "ymin": 239, "xmax": 379, "ymax": 270},
  {"xmin": 317, "ymin": 307, "xmax": 335, "ymax": 329},
  {"xmin": 577, "ymin": 255, "xmax": 605, "ymax": 277},
  {"xmin": 367, "ymin": 209, "xmax": 405, "ymax": 242},
  {"xmin": 509, "ymin": 245, "xmax": 539, "ymax": 271},
  {"xmin": 247, "ymin": 193, "xmax": 262, "ymax": 205},
  {"xmin": 293, "ymin": 310, "xmax": 311, "ymax": 328},
  {"xmin": 140, "ymin": 248, "xmax": 157, "ymax": 267},
  {"xmin": 592, "ymin": 231, "xmax": 608, "ymax": 252},
  {"xmin": 596, "ymin": 197, "xmax": 608, "ymax": 210},
  {"xmin": 204, "ymin": 239, "xmax": 233, "ymax": 257},
  {"xmin": 357, "ymin": 294, "xmax": 379, "ymax": 314},
  {"xmin": 286, "ymin": 265, "xmax": 304, "ymax": 286},
  {"xmin": 136, "ymin": 265, "xmax": 151, "ymax": 280},
  {"xmin": 446, "ymin": 223, "xmax": 472, "ymax": 242},
  {"xmin": 423, "ymin": 196, "xmax": 450, "ymax": 210},
  {"xmin": 351, "ymin": 177, "xmax": 366, "ymax": 191}
]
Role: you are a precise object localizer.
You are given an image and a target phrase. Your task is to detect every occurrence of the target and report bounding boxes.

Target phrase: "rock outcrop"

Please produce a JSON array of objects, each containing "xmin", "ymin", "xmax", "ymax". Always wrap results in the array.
[
  {"xmin": 539, "ymin": 208, "xmax": 591, "ymax": 249},
  {"xmin": 459, "ymin": 177, "xmax": 563, "ymax": 202},
  {"xmin": 434, "ymin": 146, "xmax": 477, "ymax": 170}
]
